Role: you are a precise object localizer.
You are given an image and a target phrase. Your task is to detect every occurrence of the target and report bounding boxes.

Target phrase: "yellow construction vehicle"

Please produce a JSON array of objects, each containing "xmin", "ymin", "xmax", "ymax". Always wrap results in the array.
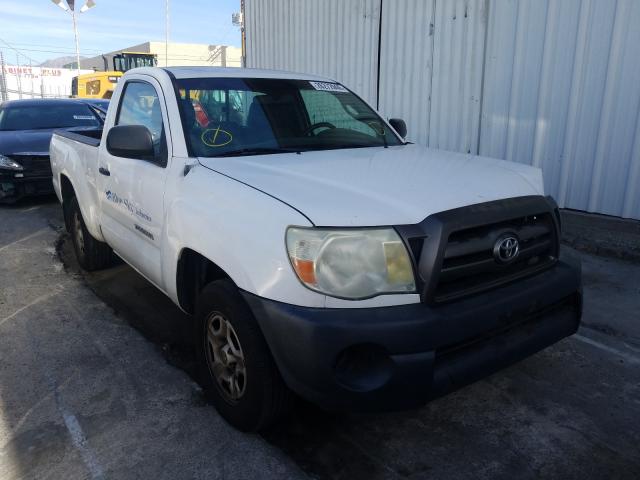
[{"xmin": 72, "ymin": 52, "xmax": 157, "ymax": 99}]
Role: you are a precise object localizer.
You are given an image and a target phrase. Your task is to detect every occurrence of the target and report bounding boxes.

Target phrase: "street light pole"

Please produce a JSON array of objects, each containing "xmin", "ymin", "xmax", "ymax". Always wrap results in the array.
[
  {"xmin": 50, "ymin": 0, "xmax": 96, "ymax": 77},
  {"xmin": 71, "ymin": 9, "xmax": 81, "ymax": 78}
]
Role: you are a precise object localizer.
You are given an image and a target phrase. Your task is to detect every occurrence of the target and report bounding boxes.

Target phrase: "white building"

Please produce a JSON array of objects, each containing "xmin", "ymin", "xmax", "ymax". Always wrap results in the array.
[
  {"xmin": 0, "ymin": 65, "xmax": 92, "ymax": 100},
  {"xmin": 243, "ymin": 0, "xmax": 640, "ymax": 220},
  {"xmin": 79, "ymin": 41, "xmax": 243, "ymax": 71}
]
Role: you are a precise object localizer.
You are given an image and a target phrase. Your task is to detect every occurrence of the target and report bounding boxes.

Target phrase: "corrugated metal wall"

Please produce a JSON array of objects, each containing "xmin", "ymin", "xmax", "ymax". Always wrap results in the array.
[
  {"xmin": 480, "ymin": 0, "xmax": 640, "ymax": 219},
  {"xmin": 245, "ymin": 0, "xmax": 381, "ymax": 106},
  {"xmin": 377, "ymin": 0, "xmax": 435, "ymax": 147},
  {"xmin": 245, "ymin": 0, "xmax": 640, "ymax": 220},
  {"xmin": 429, "ymin": 0, "xmax": 487, "ymax": 154}
]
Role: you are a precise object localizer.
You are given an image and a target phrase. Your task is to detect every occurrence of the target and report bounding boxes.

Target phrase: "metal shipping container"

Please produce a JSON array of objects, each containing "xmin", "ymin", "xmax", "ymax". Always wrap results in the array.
[{"xmin": 245, "ymin": 0, "xmax": 640, "ymax": 220}]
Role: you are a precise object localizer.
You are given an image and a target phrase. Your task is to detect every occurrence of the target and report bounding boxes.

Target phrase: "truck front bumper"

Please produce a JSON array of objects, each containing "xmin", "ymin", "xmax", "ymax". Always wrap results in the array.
[{"xmin": 243, "ymin": 254, "xmax": 582, "ymax": 412}]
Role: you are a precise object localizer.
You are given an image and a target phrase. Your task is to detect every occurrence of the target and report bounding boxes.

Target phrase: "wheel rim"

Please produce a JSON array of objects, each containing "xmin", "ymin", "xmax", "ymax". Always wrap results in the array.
[
  {"xmin": 73, "ymin": 211, "xmax": 85, "ymax": 255},
  {"xmin": 205, "ymin": 312, "xmax": 247, "ymax": 403}
]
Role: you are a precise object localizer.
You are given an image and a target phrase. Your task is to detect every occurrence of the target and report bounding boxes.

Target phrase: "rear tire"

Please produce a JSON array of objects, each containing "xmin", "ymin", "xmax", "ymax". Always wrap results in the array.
[
  {"xmin": 195, "ymin": 279, "xmax": 292, "ymax": 431},
  {"xmin": 68, "ymin": 196, "xmax": 112, "ymax": 271}
]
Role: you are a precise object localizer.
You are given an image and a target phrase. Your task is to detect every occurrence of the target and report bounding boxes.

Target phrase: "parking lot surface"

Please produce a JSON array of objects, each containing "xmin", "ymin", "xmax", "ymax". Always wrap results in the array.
[
  {"xmin": 1, "ymin": 198, "xmax": 639, "ymax": 479},
  {"xmin": 0, "ymin": 199, "xmax": 304, "ymax": 480}
]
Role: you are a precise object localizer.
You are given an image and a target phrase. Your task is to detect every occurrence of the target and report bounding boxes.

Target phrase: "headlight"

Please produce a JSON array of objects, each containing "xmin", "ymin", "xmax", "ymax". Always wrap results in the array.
[
  {"xmin": 286, "ymin": 227, "xmax": 416, "ymax": 299},
  {"xmin": 0, "ymin": 155, "xmax": 23, "ymax": 171}
]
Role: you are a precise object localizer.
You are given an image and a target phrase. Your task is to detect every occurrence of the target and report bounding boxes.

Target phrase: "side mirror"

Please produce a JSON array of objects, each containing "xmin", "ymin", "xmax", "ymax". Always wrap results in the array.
[
  {"xmin": 106, "ymin": 125, "xmax": 155, "ymax": 160},
  {"xmin": 389, "ymin": 118, "xmax": 407, "ymax": 139}
]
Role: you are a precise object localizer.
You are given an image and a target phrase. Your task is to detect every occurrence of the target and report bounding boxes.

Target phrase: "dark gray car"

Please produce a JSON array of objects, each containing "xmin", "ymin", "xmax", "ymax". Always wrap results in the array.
[{"xmin": 0, "ymin": 98, "xmax": 102, "ymax": 202}]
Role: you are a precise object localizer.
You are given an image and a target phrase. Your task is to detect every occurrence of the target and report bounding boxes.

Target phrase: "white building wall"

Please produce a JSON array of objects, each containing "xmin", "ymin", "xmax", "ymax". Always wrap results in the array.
[
  {"xmin": 377, "ymin": 0, "xmax": 435, "ymax": 147},
  {"xmin": 479, "ymin": 0, "xmax": 640, "ymax": 220},
  {"xmin": 245, "ymin": 0, "xmax": 640, "ymax": 219},
  {"xmin": 429, "ymin": 0, "xmax": 487, "ymax": 154},
  {"xmin": 79, "ymin": 42, "xmax": 242, "ymax": 70},
  {"xmin": 245, "ymin": 0, "xmax": 381, "ymax": 106},
  {"xmin": 144, "ymin": 42, "xmax": 242, "ymax": 68}
]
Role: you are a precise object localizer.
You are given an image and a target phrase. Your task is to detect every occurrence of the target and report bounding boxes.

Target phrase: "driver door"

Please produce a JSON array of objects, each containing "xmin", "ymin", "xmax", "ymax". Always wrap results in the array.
[{"xmin": 97, "ymin": 76, "xmax": 171, "ymax": 287}]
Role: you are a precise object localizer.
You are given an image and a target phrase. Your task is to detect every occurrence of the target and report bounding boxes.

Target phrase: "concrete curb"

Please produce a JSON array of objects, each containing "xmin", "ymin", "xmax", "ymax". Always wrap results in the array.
[{"xmin": 561, "ymin": 209, "xmax": 640, "ymax": 263}]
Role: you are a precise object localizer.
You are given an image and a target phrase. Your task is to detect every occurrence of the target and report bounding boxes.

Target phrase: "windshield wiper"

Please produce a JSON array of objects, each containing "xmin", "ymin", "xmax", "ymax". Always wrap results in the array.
[
  {"xmin": 212, "ymin": 147, "xmax": 300, "ymax": 158},
  {"xmin": 295, "ymin": 144, "xmax": 381, "ymax": 151}
]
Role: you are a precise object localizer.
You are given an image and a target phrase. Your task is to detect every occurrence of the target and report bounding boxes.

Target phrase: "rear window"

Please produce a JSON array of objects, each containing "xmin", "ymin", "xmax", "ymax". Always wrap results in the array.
[{"xmin": 0, "ymin": 103, "xmax": 101, "ymax": 131}]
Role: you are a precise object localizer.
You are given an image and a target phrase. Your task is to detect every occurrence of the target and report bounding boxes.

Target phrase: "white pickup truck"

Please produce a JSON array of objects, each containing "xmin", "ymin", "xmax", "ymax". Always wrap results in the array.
[{"xmin": 50, "ymin": 67, "xmax": 582, "ymax": 431}]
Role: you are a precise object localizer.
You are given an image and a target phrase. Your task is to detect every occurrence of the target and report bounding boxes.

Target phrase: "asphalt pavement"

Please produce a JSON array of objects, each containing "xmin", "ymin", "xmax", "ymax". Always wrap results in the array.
[
  {"xmin": 0, "ymin": 198, "xmax": 305, "ymax": 480},
  {"xmin": 1, "ymin": 197, "xmax": 639, "ymax": 479}
]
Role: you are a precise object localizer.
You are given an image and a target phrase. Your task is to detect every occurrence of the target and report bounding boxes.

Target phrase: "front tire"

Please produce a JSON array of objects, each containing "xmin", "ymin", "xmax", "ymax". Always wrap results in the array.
[
  {"xmin": 195, "ymin": 279, "xmax": 292, "ymax": 431},
  {"xmin": 68, "ymin": 196, "xmax": 112, "ymax": 271}
]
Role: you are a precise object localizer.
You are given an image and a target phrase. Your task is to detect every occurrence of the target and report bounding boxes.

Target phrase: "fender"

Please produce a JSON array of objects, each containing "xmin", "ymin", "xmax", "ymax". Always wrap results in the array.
[{"xmin": 161, "ymin": 166, "xmax": 327, "ymax": 308}]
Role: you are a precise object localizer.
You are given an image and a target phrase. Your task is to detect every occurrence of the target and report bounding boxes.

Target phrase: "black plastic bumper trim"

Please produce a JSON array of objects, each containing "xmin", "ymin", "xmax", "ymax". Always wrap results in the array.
[{"xmin": 242, "ymin": 253, "xmax": 582, "ymax": 412}]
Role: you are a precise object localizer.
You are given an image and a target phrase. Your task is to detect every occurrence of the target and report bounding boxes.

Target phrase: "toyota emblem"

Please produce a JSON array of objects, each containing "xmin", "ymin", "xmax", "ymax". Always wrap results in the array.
[{"xmin": 494, "ymin": 235, "xmax": 520, "ymax": 263}]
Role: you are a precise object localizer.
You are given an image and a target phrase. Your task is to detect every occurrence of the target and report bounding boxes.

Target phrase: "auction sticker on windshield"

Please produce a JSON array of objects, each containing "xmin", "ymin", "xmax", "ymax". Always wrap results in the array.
[{"xmin": 309, "ymin": 81, "xmax": 348, "ymax": 93}]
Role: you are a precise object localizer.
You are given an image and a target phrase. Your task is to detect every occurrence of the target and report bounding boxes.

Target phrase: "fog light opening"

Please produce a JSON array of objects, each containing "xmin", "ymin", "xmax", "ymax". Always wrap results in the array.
[{"xmin": 334, "ymin": 344, "xmax": 395, "ymax": 392}]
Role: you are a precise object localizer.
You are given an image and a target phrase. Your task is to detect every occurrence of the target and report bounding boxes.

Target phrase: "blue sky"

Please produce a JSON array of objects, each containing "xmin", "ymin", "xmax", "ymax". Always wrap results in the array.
[{"xmin": 0, "ymin": 0, "xmax": 241, "ymax": 65}]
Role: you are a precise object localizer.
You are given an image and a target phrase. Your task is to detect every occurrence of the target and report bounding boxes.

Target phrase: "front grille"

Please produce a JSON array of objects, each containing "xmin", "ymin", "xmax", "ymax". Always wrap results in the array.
[
  {"xmin": 395, "ymin": 196, "xmax": 561, "ymax": 305},
  {"xmin": 434, "ymin": 212, "xmax": 557, "ymax": 302},
  {"xmin": 8, "ymin": 155, "xmax": 52, "ymax": 178}
]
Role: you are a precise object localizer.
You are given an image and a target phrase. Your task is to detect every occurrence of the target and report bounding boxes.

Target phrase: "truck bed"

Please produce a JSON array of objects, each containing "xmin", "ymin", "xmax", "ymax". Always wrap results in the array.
[
  {"xmin": 53, "ymin": 127, "xmax": 103, "ymax": 147},
  {"xmin": 50, "ymin": 128, "xmax": 104, "ymax": 240}
]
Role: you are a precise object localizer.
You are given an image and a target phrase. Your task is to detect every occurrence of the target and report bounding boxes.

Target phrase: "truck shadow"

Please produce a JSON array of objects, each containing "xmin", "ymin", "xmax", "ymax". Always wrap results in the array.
[
  {"xmin": 56, "ymin": 232, "xmax": 368, "ymax": 478},
  {"xmin": 57, "ymin": 234, "xmax": 197, "ymax": 377}
]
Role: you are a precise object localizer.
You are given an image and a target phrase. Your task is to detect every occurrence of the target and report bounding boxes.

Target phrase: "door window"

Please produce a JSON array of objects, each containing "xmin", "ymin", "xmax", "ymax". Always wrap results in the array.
[{"xmin": 116, "ymin": 81, "xmax": 167, "ymax": 162}]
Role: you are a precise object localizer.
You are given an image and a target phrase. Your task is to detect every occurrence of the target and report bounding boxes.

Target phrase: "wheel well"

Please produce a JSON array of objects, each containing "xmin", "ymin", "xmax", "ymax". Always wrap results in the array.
[
  {"xmin": 177, "ymin": 249, "xmax": 231, "ymax": 314},
  {"xmin": 60, "ymin": 174, "xmax": 75, "ymax": 202},
  {"xmin": 60, "ymin": 174, "xmax": 75, "ymax": 231}
]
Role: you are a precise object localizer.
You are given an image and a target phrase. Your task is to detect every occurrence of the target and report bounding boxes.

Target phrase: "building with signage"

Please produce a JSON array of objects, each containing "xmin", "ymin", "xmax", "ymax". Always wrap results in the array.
[{"xmin": 0, "ymin": 64, "xmax": 93, "ymax": 100}]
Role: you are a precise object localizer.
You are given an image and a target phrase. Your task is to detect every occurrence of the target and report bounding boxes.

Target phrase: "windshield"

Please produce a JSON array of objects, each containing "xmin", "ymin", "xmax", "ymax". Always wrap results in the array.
[
  {"xmin": 175, "ymin": 78, "xmax": 402, "ymax": 157},
  {"xmin": 0, "ymin": 104, "xmax": 101, "ymax": 131}
]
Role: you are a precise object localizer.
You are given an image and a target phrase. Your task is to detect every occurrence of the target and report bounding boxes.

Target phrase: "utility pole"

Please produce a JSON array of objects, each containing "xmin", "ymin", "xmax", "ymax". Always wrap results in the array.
[
  {"xmin": 241, "ymin": 0, "xmax": 245, "ymax": 67},
  {"xmin": 16, "ymin": 53, "xmax": 22, "ymax": 99},
  {"xmin": 233, "ymin": 3, "xmax": 245, "ymax": 67},
  {"xmin": 29, "ymin": 59, "xmax": 34, "ymax": 98},
  {"xmin": 165, "ymin": 0, "xmax": 170, "ymax": 67}
]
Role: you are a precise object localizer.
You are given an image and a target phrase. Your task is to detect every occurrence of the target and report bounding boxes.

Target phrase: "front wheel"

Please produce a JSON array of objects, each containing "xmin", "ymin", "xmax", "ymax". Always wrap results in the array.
[
  {"xmin": 195, "ymin": 279, "xmax": 292, "ymax": 431},
  {"xmin": 68, "ymin": 196, "xmax": 112, "ymax": 271}
]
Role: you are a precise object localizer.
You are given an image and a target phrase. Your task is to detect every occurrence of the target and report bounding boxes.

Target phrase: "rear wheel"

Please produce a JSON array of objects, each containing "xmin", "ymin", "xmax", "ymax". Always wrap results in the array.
[
  {"xmin": 68, "ymin": 196, "xmax": 112, "ymax": 271},
  {"xmin": 195, "ymin": 279, "xmax": 292, "ymax": 431}
]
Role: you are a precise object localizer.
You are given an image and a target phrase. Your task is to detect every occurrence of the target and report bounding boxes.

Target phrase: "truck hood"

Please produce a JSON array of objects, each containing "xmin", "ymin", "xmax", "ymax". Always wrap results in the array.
[{"xmin": 198, "ymin": 144, "xmax": 545, "ymax": 226}]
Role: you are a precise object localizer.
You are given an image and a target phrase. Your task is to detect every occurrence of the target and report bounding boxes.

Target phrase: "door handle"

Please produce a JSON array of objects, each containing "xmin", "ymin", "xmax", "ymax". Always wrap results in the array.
[{"xmin": 98, "ymin": 167, "xmax": 110, "ymax": 176}]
